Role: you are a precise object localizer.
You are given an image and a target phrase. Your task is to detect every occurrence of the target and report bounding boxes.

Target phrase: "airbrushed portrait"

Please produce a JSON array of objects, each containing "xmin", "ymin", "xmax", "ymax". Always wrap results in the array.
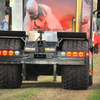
[
  {"xmin": 23, "ymin": 0, "xmax": 91, "ymax": 39},
  {"xmin": 23, "ymin": 0, "xmax": 63, "ymax": 35}
]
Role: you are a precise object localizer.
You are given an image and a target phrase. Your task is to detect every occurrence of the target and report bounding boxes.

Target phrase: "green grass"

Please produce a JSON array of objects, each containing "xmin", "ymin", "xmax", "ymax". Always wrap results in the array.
[
  {"xmin": 93, "ymin": 53, "xmax": 100, "ymax": 68},
  {"xmin": 0, "ymin": 88, "xmax": 43, "ymax": 100},
  {"xmin": 87, "ymin": 52, "xmax": 100, "ymax": 100},
  {"xmin": 88, "ymin": 89, "xmax": 100, "ymax": 100},
  {"xmin": 19, "ymin": 88, "xmax": 43, "ymax": 100},
  {"xmin": 0, "ymin": 76, "xmax": 55, "ymax": 100},
  {"xmin": 43, "ymin": 76, "xmax": 53, "ymax": 82}
]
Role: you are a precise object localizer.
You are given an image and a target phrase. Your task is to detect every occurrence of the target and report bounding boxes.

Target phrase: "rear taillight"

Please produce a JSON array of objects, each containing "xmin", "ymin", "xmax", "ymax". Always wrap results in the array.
[
  {"xmin": 79, "ymin": 52, "xmax": 84, "ymax": 57},
  {"xmin": 3, "ymin": 50, "xmax": 8, "ymax": 56},
  {"xmin": 66, "ymin": 51, "xmax": 87, "ymax": 58},
  {"xmin": 9, "ymin": 50, "xmax": 14, "ymax": 56},
  {"xmin": 73, "ymin": 51, "xmax": 78, "ymax": 57},
  {"xmin": 67, "ymin": 51, "xmax": 72, "ymax": 57},
  {"xmin": 0, "ymin": 50, "xmax": 14, "ymax": 56},
  {"xmin": 86, "ymin": 52, "xmax": 89, "ymax": 57}
]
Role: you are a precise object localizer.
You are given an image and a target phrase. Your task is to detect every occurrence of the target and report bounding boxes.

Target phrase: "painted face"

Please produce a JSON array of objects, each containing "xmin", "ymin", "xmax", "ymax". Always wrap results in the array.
[{"xmin": 27, "ymin": 9, "xmax": 38, "ymax": 20}]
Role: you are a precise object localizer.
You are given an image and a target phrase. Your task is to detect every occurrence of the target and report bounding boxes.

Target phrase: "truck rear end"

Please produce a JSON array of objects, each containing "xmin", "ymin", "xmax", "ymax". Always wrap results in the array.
[{"xmin": 0, "ymin": 0, "xmax": 95, "ymax": 90}]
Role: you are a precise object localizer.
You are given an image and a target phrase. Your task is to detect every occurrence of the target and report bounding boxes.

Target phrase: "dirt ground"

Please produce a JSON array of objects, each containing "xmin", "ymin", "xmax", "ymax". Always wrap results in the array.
[{"xmin": 0, "ymin": 52, "xmax": 100, "ymax": 100}]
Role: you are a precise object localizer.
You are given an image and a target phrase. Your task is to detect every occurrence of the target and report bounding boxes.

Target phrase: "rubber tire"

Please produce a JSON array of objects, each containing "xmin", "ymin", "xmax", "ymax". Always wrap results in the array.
[
  {"xmin": 0, "ymin": 39, "xmax": 24, "ymax": 50},
  {"xmin": 61, "ymin": 40, "xmax": 89, "ymax": 90},
  {"xmin": 0, "ymin": 39, "xmax": 23, "ymax": 88},
  {"xmin": 0, "ymin": 65, "xmax": 22, "ymax": 88}
]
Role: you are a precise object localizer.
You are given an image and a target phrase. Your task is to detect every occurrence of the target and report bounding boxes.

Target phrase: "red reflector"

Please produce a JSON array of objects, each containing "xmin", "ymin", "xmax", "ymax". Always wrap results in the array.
[
  {"xmin": 67, "ymin": 51, "xmax": 72, "ymax": 57},
  {"xmin": 92, "ymin": 71, "xmax": 95, "ymax": 74},
  {"xmin": 79, "ymin": 52, "xmax": 84, "ymax": 57},
  {"xmin": 0, "ymin": 51, "xmax": 1, "ymax": 55},
  {"xmin": 86, "ymin": 52, "xmax": 89, "ymax": 57},
  {"xmin": 3, "ymin": 50, "xmax": 8, "ymax": 56},
  {"xmin": 73, "ymin": 51, "xmax": 78, "ymax": 57},
  {"xmin": 9, "ymin": 50, "xmax": 14, "ymax": 56},
  {"xmin": 89, "ymin": 69, "xmax": 95, "ymax": 74}
]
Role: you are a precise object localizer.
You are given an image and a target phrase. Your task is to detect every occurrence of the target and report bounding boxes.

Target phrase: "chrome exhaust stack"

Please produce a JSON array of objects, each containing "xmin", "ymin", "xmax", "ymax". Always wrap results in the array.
[{"xmin": 74, "ymin": 0, "xmax": 83, "ymax": 32}]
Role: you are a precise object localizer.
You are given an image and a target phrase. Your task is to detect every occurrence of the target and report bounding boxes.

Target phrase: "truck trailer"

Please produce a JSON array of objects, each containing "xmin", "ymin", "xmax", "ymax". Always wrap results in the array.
[{"xmin": 0, "ymin": 0, "xmax": 99, "ymax": 90}]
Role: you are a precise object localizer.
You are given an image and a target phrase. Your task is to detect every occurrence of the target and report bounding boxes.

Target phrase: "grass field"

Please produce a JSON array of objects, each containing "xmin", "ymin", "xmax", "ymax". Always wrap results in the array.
[
  {"xmin": 88, "ymin": 89, "xmax": 100, "ymax": 100},
  {"xmin": 87, "ymin": 52, "xmax": 100, "ymax": 100}
]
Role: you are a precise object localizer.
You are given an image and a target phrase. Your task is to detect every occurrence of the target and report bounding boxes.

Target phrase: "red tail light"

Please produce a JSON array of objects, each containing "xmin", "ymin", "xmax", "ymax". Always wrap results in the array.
[
  {"xmin": 9, "ymin": 50, "xmax": 14, "ymax": 56},
  {"xmin": 67, "ymin": 51, "xmax": 72, "ymax": 57},
  {"xmin": 79, "ymin": 52, "xmax": 84, "ymax": 57},
  {"xmin": 73, "ymin": 51, "xmax": 78, "ymax": 57},
  {"xmin": 3, "ymin": 50, "xmax": 8, "ymax": 56},
  {"xmin": 86, "ymin": 52, "xmax": 89, "ymax": 57}
]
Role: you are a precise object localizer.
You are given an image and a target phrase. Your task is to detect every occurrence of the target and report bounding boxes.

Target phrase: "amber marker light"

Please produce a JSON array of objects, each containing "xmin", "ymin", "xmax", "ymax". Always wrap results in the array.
[
  {"xmin": 73, "ymin": 51, "xmax": 78, "ymax": 57},
  {"xmin": 0, "ymin": 50, "xmax": 1, "ymax": 55},
  {"xmin": 9, "ymin": 50, "xmax": 14, "ymax": 56},
  {"xmin": 67, "ymin": 51, "xmax": 72, "ymax": 57},
  {"xmin": 79, "ymin": 52, "xmax": 84, "ymax": 57},
  {"xmin": 3, "ymin": 50, "xmax": 8, "ymax": 56}
]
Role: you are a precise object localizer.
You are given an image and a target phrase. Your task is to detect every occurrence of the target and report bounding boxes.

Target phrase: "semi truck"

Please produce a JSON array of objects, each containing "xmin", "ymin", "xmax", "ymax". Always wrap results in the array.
[{"xmin": 0, "ymin": 0, "xmax": 99, "ymax": 90}]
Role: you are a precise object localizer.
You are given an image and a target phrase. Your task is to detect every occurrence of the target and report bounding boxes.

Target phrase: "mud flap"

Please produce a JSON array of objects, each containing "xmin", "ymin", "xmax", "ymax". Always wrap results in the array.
[{"xmin": 93, "ymin": 44, "xmax": 98, "ymax": 54}]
